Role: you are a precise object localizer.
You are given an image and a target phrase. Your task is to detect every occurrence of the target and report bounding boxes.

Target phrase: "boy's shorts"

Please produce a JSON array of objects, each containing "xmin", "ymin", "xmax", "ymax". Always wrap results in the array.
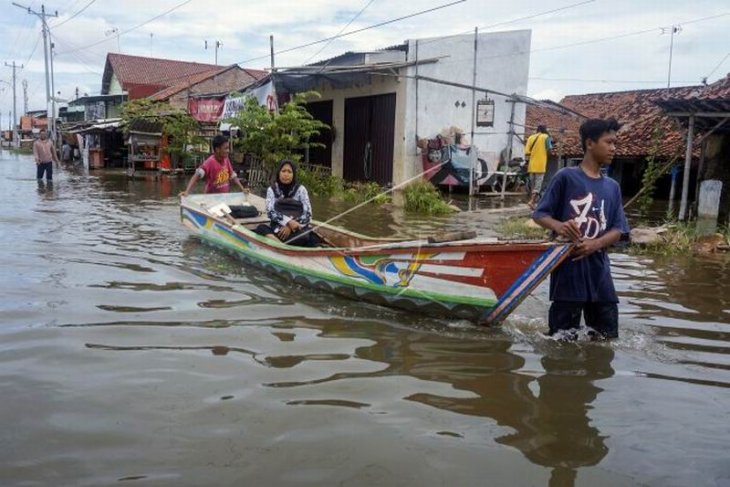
[{"xmin": 548, "ymin": 301, "xmax": 618, "ymax": 339}]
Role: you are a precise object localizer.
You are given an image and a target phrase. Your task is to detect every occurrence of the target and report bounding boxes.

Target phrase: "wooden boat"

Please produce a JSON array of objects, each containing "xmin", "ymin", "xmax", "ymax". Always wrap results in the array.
[{"xmin": 180, "ymin": 192, "xmax": 571, "ymax": 325}]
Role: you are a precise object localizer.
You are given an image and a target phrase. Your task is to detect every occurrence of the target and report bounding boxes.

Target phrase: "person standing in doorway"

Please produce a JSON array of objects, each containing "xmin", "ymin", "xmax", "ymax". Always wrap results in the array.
[
  {"xmin": 33, "ymin": 129, "xmax": 60, "ymax": 181},
  {"xmin": 179, "ymin": 135, "xmax": 247, "ymax": 196},
  {"xmin": 532, "ymin": 118, "xmax": 629, "ymax": 340},
  {"xmin": 524, "ymin": 124, "xmax": 553, "ymax": 209}
]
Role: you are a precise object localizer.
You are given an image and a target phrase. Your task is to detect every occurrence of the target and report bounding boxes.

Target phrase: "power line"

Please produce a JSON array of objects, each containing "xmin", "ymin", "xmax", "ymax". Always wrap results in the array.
[
  {"xmin": 237, "ymin": 0, "xmax": 466, "ymax": 65},
  {"xmin": 530, "ymin": 76, "xmax": 697, "ymax": 84},
  {"xmin": 705, "ymin": 51, "xmax": 730, "ymax": 81},
  {"xmin": 417, "ymin": 0, "xmax": 597, "ymax": 48},
  {"xmin": 50, "ymin": 0, "xmax": 97, "ymax": 28},
  {"xmin": 55, "ymin": 0, "xmax": 194, "ymax": 55},
  {"xmin": 303, "ymin": 0, "xmax": 378, "ymax": 65}
]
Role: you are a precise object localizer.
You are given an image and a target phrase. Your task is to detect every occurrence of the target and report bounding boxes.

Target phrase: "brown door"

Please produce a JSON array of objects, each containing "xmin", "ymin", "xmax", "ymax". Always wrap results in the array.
[
  {"xmin": 304, "ymin": 100, "xmax": 333, "ymax": 168},
  {"xmin": 343, "ymin": 93, "xmax": 395, "ymax": 185}
]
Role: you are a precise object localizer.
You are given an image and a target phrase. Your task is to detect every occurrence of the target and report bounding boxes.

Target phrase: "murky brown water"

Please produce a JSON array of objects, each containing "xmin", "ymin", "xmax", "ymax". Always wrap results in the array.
[{"xmin": 1, "ymin": 151, "xmax": 729, "ymax": 487}]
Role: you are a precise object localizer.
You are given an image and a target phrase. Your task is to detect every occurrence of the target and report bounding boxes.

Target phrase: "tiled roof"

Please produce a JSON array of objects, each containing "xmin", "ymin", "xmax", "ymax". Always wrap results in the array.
[
  {"xmin": 526, "ymin": 73, "xmax": 730, "ymax": 159},
  {"xmin": 106, "ymin": 53, "xmax": 221, "ymax": 88},
  {"xmin": 149, "ymin": 65, "xmax": 268, "ymax": 101}
]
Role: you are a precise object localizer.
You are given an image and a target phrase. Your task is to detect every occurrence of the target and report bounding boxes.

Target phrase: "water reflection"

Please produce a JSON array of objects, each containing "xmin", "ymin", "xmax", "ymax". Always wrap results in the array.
[{"xmin": 308, "ymin": 323, "xmax": 615, "ymax": 487}]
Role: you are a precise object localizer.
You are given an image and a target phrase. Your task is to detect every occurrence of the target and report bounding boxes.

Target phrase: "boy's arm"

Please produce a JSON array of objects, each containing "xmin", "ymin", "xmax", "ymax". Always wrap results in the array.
[
  {"xmin": 32, "ymin": 142, "xmax": 40, "ymax": 164},
  {"xmin": 179, "ymin": 173, "xmax": 201, "ymax": 196}
]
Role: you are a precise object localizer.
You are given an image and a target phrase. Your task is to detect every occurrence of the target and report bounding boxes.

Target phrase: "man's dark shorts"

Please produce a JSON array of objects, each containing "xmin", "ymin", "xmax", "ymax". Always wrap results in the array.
[{"xmin": 548, "ymin": 301, "xmax": 618, "ymax": 339}]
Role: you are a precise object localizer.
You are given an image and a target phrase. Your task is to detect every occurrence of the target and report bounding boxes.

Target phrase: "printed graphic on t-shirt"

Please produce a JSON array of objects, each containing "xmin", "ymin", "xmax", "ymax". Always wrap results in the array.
[
  {"xmin": 570, "ymin": 192, "xmax": 607, "ymax": 240},
  {"xmin": 213, "ymin": 168, "xmax": 229, "ymax": 188}
]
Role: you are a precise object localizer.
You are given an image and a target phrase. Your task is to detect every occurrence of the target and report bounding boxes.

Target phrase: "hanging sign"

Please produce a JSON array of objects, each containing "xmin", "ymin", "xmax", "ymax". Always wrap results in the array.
[{"xmin": 476, "ymin": 98, "xmax": 495, "ymax": 127}]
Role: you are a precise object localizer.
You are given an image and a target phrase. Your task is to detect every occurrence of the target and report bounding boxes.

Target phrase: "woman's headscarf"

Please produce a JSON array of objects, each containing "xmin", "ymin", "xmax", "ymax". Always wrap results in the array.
[{"xmin": 272, "ymin": 159, "xmax": 299, "ymax": 198}]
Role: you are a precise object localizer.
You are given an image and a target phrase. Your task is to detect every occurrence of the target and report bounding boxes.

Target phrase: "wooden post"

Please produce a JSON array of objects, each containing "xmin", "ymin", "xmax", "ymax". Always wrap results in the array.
[
  {"xmin": 678, "ymin": 115, "xmax": 694, "ymax": 220},
  {"xmin": 501, "ymin": 98, "xmax": 516, "ymax": 200}
]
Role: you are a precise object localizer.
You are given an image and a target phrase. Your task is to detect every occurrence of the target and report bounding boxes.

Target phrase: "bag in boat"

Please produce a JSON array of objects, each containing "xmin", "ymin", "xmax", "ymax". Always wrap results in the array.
[{"xmin": 229, "ymin": 204, "xmax": 260, "ymax": 219}]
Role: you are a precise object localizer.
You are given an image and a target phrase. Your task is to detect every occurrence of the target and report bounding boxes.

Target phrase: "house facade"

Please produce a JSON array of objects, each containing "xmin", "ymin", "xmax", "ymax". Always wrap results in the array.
[{"xmin": 272, "ymin": 30, "xmax": 531, "ymax": 186}]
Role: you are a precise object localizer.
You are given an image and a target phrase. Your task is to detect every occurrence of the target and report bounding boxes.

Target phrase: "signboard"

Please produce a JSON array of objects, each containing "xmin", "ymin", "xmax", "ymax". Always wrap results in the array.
[
  {"xmin": 188, "ymin": 97, "xmax": 225, "ymax": 123},
  {"xmin": 476, "ymin": 98, "xmax": 495, "ymax": 127},
  {"xmin": 221, "ymin": 80, "xmax": 278, "ymax": 119}
]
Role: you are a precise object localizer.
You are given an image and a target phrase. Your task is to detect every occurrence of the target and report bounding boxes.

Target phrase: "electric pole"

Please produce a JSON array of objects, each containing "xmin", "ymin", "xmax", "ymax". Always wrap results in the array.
[
  {"xmin": 4, "ymin": 61, "xmax": 24, "ymax": 148},
  {"xmin": 661, "ymin": 25, "xmax": 682, "ymax": 89},
  {"xmin": 13, "ymin": 3, "xmax": 58, "ymax": 139},
  {"xmin": 205, "ymin": 40, "xmax": 222, "ymax": 65},
  {"xmin": 22, "ymin": 80, "xmax": 28, "ymax": 115}
]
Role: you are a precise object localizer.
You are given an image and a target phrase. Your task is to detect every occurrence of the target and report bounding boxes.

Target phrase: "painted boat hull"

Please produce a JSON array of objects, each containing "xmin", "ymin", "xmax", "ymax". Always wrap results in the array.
[{"xmin": 180, "ymin": 193, "xmax": 571, "ymax": 324}]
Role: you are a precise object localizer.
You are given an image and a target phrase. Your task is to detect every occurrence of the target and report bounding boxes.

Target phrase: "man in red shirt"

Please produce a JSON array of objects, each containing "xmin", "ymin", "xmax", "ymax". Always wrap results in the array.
[{"xmin": 180, "ymin": 135, "xmax": 247, "ymax": 196}]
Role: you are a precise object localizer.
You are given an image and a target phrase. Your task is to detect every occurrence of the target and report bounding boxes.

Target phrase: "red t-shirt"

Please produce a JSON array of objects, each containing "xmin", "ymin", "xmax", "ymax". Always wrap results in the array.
[{"xmin": 199, "ymin": 155, "xmax": 235, "ymax": 193}]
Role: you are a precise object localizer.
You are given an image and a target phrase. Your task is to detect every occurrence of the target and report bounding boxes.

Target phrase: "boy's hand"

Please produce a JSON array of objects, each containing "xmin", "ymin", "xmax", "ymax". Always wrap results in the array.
[
  {"xmin": 287, "ymin": 220, "xmax": 302, "ymax": 232},
  {"xmin": 572, "ymin": 239, "xmax": 601, "ymax": 261},
  {"xmin": 556, "ymin": 220, "xmax": 582, "ymax": 242}
]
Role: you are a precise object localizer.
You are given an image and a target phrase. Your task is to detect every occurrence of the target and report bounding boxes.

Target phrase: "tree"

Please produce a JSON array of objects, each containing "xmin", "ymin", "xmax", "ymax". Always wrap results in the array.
[
  {"xmin": 120, "ymin": 99, "xmax": 205, "ymax": 160},
  {"xmin": 224, "ymin": 91, "xmax": 328, "ymax": 169}
]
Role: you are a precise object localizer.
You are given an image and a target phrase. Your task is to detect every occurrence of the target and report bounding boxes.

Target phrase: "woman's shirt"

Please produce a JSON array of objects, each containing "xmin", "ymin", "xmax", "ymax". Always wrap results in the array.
[{"xmin": 265, "ymin": 184, "xmax": 313, "ymax": 230}]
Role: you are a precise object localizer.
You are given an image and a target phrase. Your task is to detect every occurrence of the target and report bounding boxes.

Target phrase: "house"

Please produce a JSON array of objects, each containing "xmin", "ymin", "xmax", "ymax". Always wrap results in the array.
[
  {"xmin": 526, "ymin": 84, "xmax": 705, "ymax": 197},
  {"xmin": 101, "ymin": 53, "xmax": 223, "ymax": 100},
  {"xmin": 268, "ymin": 30, "xmax": 532, "ymax": 187},
  {"xmin": 526, "ymin": 74, "xmax": 730, "ymax": 223}
]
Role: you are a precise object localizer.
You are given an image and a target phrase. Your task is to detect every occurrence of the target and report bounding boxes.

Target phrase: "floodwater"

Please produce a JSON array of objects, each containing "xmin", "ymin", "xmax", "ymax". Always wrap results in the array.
[{"xmin": 1, "ymin": 151, "xmax": 729, "ymax": 487}]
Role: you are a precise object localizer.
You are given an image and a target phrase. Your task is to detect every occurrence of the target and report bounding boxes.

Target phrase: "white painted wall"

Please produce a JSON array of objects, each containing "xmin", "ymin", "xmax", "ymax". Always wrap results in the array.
[
  {"xmin": 402, "ymin": 30, "xmax": 531, "ymax": 182},
  {"xmin": 108, "ymin": 74, "xmax": 124, "ymax": 95}
]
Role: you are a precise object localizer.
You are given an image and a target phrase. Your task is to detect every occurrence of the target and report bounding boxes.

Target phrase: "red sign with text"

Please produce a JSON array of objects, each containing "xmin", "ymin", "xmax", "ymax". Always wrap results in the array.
[{"xmin": 188, "ymin": 97, "xmax": 225, "ymax": 123}]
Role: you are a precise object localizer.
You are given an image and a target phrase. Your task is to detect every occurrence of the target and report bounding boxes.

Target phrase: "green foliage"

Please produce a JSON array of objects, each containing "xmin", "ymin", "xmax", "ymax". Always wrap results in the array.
[
  {"xmin": 224, "ymin": 91, "xmax": 329, "ymax": 169},
  {"xmin": 120, "ymin": 98, "xmax": 205, "ymax": 156},
  {"xmin": 635, "ymin": 124, "xmax": 666, "ymax": 219},
  {"xmin": 495, "ymin": 217, "xmax": 549, "ymax": 240},
  {"xmin": 342, "ymin": 181, "xmax": 391, "ymax": 205},
  {"xmin": 402, "ymin": 180, "xmax": 456, "ymax": 215},
  {"xmin": 297, "ymin": 167, "xmax": 344, "ymax": 197}
]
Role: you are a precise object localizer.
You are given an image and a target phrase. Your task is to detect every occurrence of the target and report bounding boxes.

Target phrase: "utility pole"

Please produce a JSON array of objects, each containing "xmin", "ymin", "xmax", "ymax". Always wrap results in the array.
[
  {"xmin": 4, "ymin": 61, "xmax": 23, "ymax": 148},
  {"xmin": 662, "ymin": 25, "xmax": 682, "ymax": 88},
  {"xmin": 13, "ymin": 2, "xmax": 58, "ymax": 140},
  {"xmin": 22, "ymin": 79, "xmax": 28, "ymax": 115},
  {"xmin": 205, "ymin": 40, "xmax": 222, "ymax": 65}
]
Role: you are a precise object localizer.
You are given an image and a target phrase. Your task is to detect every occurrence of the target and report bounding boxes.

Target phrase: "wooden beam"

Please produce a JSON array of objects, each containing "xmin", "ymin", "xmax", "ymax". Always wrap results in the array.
[
  {"xmin": 665, "ymin": 111, "xmax": 730, "ymax": 118},
  {"xmin": 678, "ymin": 115, "xmax": 695, "ymax": 221}
]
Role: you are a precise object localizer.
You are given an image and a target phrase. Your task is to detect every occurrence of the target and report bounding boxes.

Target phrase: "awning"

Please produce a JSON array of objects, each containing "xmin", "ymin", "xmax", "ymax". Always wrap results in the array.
[{"xmin": 67, "ymin": 119, "xmax": 122, "ymax": 134}]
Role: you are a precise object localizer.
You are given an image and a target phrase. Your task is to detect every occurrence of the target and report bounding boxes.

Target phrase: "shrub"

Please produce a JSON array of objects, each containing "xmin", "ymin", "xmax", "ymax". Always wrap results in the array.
[
  {"xmin": 495, "ymin": 217, "xmax": 549, "ymax": 240},
  {"xmin": 402, "ymin": 180, "xmax": 456, "ymax": 215}
]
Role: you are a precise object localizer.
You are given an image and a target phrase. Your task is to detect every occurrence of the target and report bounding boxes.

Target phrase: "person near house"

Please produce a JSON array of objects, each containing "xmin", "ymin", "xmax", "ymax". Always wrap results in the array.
[
  {"xmin": 61, "ymin": 141, "xmax": 72, "ymax": 162},
  {"xmin": 532, "ymin": 118, "xmax": 629, "ymax": 340},
  {"xmin": 254, "ymin": 159, "xmax": 323, "ymax": 247},
  {"xmin": 179, "ymin": 135, "xmax": 247, "ymax": 196},
  {"xmin": 33, "ymin": 128, "xmax": 60, "ymax": 181},
  {"xmin": 525, "ymin": 124, "xmax": 553, "ymax": 209}
]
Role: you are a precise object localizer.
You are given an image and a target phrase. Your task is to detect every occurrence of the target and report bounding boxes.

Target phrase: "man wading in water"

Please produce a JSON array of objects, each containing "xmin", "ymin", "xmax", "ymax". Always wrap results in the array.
[{"xmin": 532, "ymin": 118, "xmax": 629, "ymax": 340}]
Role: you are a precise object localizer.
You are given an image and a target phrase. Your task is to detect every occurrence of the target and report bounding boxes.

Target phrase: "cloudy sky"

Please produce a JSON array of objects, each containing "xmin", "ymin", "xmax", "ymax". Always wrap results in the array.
[{"xmin": 0, "ymin": 0, "xmax": 728, "ymax": 126}]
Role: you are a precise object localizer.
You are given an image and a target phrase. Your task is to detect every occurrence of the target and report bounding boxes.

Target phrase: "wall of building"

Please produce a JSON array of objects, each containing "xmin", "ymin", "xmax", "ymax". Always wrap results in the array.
[
  {"xmin": 309, "ymin": 75, "xmax": 407, "ymax": 180},
  {"xmin": 702, "ymin": 134, "xmax": 730, "ymax": 225},
  {"xmin": 403, "ymin": 30, "xmax": 531, "ymax": 182},
  {"xmin": 108, "ymin": 74, "xmax": 123, "ymax": 95}
]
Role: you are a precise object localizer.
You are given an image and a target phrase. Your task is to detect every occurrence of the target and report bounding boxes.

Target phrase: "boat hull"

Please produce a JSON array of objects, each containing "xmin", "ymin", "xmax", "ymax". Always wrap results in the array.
[{"xmin": 181, "ymin": 195, "xmax": 570, "ymax": 324}]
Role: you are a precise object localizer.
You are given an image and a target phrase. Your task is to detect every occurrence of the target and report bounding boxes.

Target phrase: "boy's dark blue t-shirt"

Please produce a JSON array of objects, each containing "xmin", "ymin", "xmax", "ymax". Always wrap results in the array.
[{"xmin": 533, "ymin": 166, "xmax": 630, "ymax": 303}]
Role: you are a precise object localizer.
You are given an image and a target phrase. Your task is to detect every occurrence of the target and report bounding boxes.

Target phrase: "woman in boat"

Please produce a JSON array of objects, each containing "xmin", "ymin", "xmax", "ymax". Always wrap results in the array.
[{"xmin": 254, "ymin": 159, "xmax": 323, "ymax": 247}]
